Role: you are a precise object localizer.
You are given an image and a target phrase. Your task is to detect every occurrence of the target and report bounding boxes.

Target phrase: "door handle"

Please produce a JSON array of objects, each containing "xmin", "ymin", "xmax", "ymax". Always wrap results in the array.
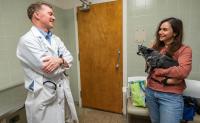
[{"xmin": 116, "ymin": 48, "xmax": 120, "ymax": 69}]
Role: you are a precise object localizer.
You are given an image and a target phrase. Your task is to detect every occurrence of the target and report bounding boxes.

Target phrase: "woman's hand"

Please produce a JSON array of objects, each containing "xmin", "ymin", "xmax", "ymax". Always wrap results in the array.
[
  {"xmin": 165, "ymin": 78, "xmax": 182, "ymax": 85},
  {"xmin": 153, "ymin": 68, "xmax": 167, "ymax": 76}
]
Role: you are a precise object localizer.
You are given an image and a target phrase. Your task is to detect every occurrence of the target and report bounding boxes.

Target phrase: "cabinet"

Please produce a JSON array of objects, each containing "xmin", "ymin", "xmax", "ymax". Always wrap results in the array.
[
  {"xmin": 0, "ymin": 85, "xmax": 27, "ymax": 123},
  {"xmin": 0, "ymin": 107, "xmax": 26, "ymax": 123},
  {"xmin": 7, "ymin": 107, "xmax": 26, "ymax": 123},
  {"xmin": 0, "ymin": 119, "xmax": 6, "ymax": 123}
]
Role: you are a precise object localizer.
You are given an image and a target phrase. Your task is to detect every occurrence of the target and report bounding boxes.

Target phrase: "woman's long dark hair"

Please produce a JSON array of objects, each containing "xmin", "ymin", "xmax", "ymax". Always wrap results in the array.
[{"xmin": 152, "ymin": 17, "xmax": 183, "ymax": 56}]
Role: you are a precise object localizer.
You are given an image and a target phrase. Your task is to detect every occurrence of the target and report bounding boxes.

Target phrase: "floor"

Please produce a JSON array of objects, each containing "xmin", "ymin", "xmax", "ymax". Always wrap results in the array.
[
  {"xmin": 5, "ymin": 105, "xmax": 199, "ymax": 123},
  {"xmin": 76, "ymin": 107, "xmax": 127, "ymax": 123},
  {"xmin": 75, "ymin": 105, "xmax": 200, "ymax": 123}
]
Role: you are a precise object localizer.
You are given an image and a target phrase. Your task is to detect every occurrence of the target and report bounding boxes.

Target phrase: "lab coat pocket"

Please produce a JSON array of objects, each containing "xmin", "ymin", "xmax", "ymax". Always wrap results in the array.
[{"xmin": 40, "ymin": 83, "xmax": 57, "ymax": 108}]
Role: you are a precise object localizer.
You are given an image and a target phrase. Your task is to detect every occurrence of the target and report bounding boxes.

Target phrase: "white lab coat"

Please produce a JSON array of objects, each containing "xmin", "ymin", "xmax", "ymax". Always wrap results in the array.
[{"xmin": 16, "ymin": 26, "xmax": 78, "ymax": 123}]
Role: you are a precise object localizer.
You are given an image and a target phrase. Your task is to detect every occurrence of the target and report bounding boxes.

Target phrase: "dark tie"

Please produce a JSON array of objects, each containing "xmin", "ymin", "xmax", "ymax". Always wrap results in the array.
[{"xmin": 45, "ymin": 35, "xmax": 51, "ymax": 44}]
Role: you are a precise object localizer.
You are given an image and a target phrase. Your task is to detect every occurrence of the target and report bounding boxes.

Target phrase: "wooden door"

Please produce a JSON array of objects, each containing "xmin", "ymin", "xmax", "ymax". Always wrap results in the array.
[{"xmin": 77, "ymin": 0, "xmax": 123, "ymax": 113}]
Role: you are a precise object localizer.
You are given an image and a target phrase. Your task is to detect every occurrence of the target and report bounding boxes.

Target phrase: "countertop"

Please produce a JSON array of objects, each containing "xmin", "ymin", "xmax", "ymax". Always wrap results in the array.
[{"xmin": 0, "ymin": 84, "xmax": 26, "ymax": 119}]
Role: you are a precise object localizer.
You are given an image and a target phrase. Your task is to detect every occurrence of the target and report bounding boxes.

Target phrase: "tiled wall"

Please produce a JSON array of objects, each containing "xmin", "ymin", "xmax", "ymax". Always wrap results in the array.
[
  {"xmin": 63, "ymin": 9, "xmax": 79, "ymax": 102},
  {"xmin": 127, "ymin": 0, "xmax": 200, "ymax": 80},
  {"xmin": 0, "ymin": 0, "xmax": 31, "ymax": 90}
]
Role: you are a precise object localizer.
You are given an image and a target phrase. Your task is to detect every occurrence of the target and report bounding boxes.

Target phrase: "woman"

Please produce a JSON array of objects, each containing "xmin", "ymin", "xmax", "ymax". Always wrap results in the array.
[{"xmin": 145, "ymin": 17, "xmax": 192, "ymax": 123}]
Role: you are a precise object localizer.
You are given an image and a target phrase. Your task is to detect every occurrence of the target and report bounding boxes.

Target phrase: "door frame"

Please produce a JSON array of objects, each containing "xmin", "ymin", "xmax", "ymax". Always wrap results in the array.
[{"xmin": 73, "ymin": 0, "xmax": 127, "ymax": 114}]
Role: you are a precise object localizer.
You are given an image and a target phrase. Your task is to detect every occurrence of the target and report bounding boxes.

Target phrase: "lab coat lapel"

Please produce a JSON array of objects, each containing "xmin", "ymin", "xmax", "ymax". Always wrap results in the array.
[
  {"xmin": 31, "ymin": 26, "xmax": 58, "ymax": 56},
  {"xmin": 50, "ymin": 35, "xmax": 59, "ymax": 54}
]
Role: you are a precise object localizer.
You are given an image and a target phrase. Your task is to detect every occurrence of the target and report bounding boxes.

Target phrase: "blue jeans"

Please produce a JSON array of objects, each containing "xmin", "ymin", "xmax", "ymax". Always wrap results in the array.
[{"xmin": 145, "ymin": 87, "xmax": 184, "ymax": 123}]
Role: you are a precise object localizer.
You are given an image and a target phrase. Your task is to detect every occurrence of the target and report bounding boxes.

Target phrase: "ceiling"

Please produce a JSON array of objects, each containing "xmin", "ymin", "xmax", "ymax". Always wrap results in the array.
[
  {"xmin": 43, "ymin": 0, "xmax": 116, "ymax": 10},
  {"xmin": 43, "ymin": 0, "xmax": 79, "ymax": 9}
]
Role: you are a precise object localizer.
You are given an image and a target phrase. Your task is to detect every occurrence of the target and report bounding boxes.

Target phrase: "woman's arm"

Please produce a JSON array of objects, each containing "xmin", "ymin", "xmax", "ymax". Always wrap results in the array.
[{"xmin": 154, "ymin": 46, "xmax": 192, "ymax": 79}]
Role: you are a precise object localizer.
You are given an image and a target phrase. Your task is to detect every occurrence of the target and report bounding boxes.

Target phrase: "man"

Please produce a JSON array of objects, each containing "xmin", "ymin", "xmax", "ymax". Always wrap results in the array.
[{"xmin": 16, "ymin": 2, "xmax": 78, "ymax": 123}]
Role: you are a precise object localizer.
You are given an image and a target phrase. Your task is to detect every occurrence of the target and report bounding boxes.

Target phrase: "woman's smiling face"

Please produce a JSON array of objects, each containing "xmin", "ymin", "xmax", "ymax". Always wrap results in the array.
[{"xmin": 158, "ymin": 21, "xmax": 176, "ymax": 44}]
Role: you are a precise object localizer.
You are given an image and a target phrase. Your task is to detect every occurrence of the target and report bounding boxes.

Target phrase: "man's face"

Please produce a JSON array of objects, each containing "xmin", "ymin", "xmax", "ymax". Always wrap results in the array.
[{"xmin": 36, "ymin": 5, "xmax": 55, "ymax": 31}]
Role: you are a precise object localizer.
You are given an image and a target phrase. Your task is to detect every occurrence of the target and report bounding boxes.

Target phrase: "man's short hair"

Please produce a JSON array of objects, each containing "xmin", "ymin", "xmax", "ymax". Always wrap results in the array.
[{"xmin": 27, "ymin": 2, "xmax": 53, "ymax": 20}]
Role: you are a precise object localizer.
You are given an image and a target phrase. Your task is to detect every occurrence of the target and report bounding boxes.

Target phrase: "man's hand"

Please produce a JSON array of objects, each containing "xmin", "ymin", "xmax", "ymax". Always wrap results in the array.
[{"xmin": 42, "ymin": 56, "xmax": 63, "ymax": 73}]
